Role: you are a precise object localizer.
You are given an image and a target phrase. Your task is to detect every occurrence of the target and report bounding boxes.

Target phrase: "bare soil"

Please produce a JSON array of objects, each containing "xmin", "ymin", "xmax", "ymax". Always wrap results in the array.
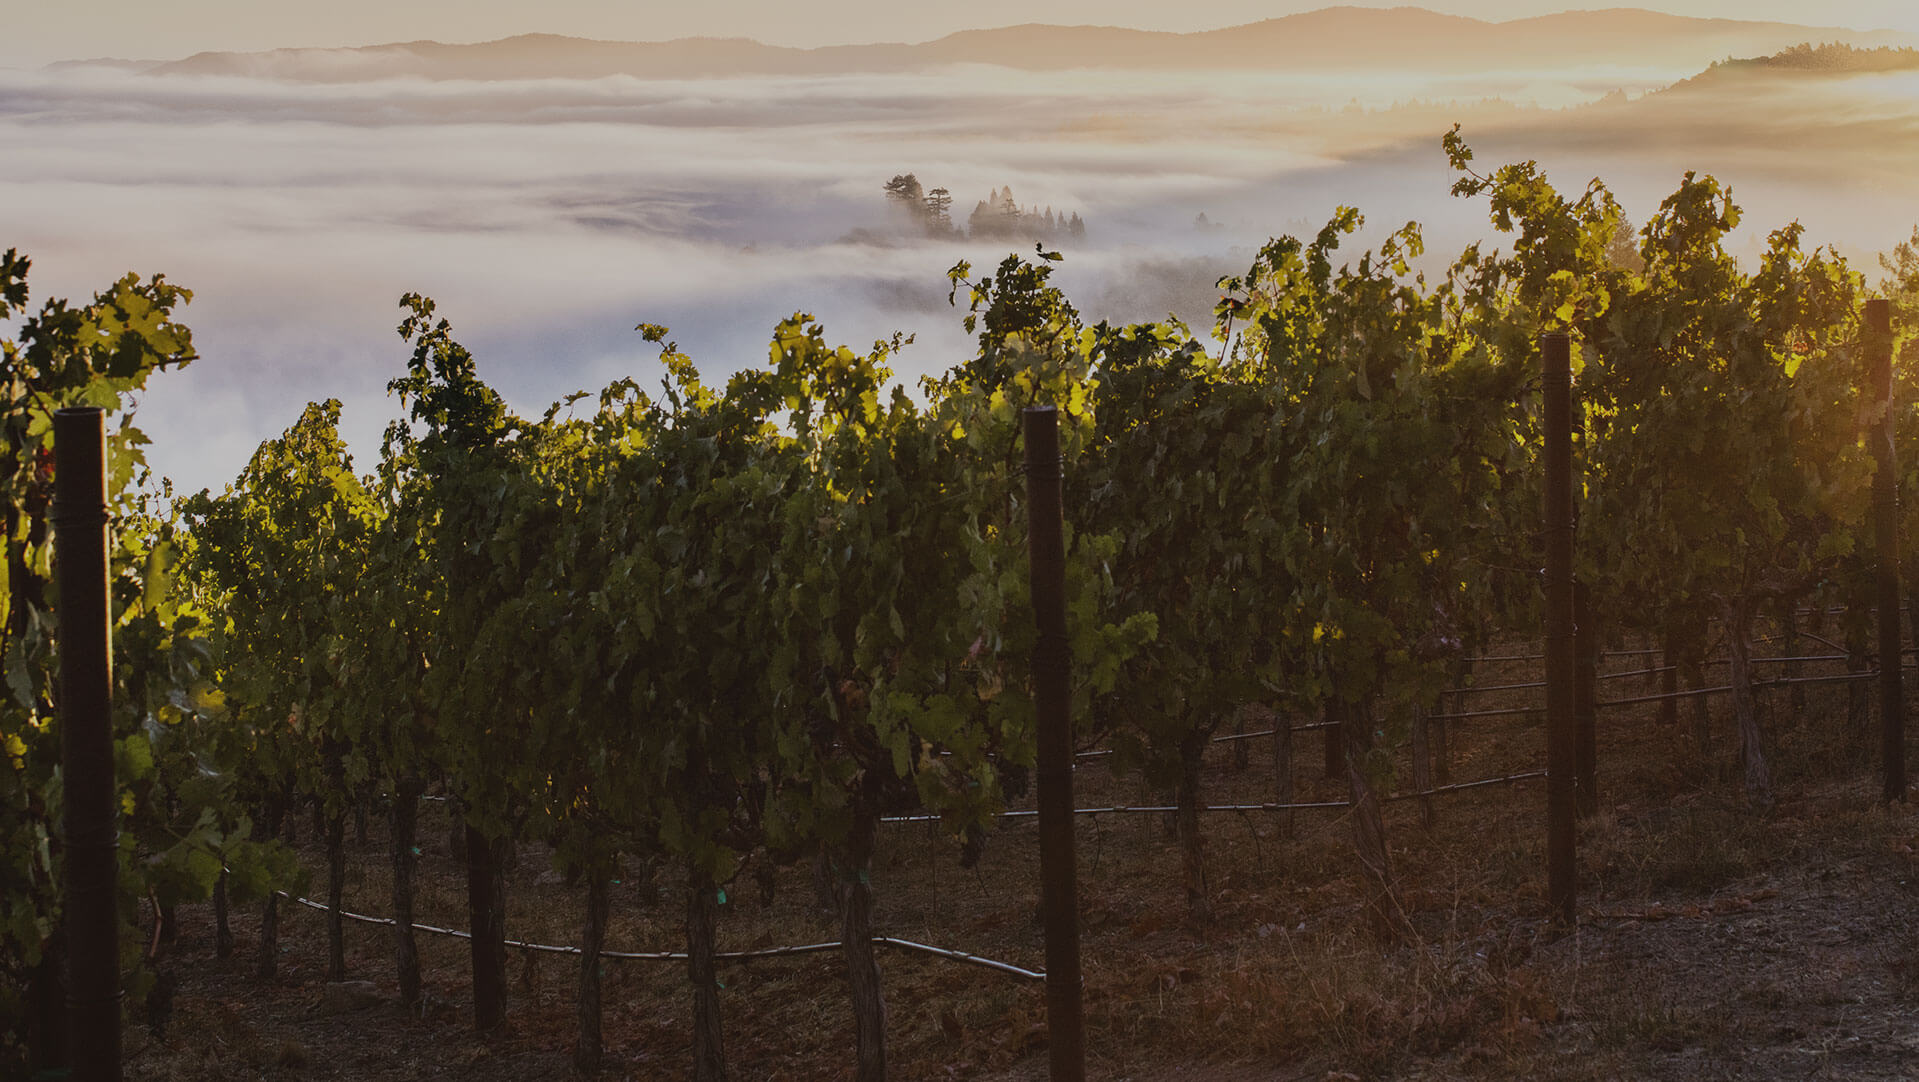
[{"xmin": 127, "ymin": 654, "xmax": 1919, "ymax": 1081}]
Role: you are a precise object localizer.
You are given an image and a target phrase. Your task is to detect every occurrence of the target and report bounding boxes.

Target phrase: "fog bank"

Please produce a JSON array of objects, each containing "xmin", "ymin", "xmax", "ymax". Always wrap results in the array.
[{"xmin": 2, "ymin": 57, "xmax": 1914, "ymax": 493}]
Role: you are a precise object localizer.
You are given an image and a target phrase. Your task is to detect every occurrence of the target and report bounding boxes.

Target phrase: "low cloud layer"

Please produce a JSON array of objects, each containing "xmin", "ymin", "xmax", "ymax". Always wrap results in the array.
[{"xmin": 1, "ymin": 59, "xmax": 1915, "ymax": 493}]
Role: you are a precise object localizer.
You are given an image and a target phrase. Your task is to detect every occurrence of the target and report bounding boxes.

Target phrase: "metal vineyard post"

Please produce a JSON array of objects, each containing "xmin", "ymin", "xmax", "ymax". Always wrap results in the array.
[
  {"xmin": 1025, "ymin": 406, "xmax": 1084, "ymax": 1082},
  {"xmin": 54, "ymin": 407, "xmax": 119, "ymax": 1082},
  {"xmin": 1542, "ymin": 335, "xmax": 1577, "ymax": 925}
]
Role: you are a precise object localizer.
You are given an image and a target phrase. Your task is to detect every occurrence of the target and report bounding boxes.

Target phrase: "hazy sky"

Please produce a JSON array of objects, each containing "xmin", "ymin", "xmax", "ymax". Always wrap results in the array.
[
  {"xmin": 5, "ymin": 4, "xmax": 1918, "ymax": 493},
  {"xmin": 8, "ymin": 1, "xmax": 1919, "ymax": 66}
]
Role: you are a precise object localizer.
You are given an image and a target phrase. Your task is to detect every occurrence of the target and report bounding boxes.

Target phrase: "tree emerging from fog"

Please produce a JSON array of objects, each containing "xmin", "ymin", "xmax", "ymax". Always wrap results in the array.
[{"xmin": 882, "ymin": 173, "xmax": 1084, "ymax": 244}]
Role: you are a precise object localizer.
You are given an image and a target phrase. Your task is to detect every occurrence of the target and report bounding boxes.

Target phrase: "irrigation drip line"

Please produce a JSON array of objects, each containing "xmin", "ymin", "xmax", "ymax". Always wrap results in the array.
[
  {"xmin": 1768, "ymin": 671, "xmax": 1883, "ymax": 687},
  {"xmin": 1703, "ymin": 652, "xmax": 1913, "ymax": 666},
  {"xmin": 1796, "ymin": 631, "xmax": 1848, "ymax": 655},
  {"xmin": 1599, "ymin": 666, "xmax": 1672, "ymax": 681},
  {"xmin": 278, "ymin": 894, "xmax": 1043, "ymax": 980},
  {"xmin": 874, "ymin": 938, "xmax": 1045, "ymax": 981},
  {"xmin": 1428, "ymin": 703, "xmax": 1540, "ymax": 721},
  {"xmin": 1212, "ymin": 727, "xmax": 1276, "ymax": 744},
  {"xmin": 1452, "ymin": 679, "xmax": 1547, "ymax": 695},
  {"xmin": 1382, "ymin": 770, "xmax": 1546, "ymax": 802},
  {"xmin": 1597, "ymin": 686, "xmax": 1725, "ymax": 707},
  {"xmin": 1213, "ymin": 724, "xmax": 1346, "ymax": 743},
  {"xmin": 1193, "ymin": 801, "xmax": 1364, "ymax": 813}
]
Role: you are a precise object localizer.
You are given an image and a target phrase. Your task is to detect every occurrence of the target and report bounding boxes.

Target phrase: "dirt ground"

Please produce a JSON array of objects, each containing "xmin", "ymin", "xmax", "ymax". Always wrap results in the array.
[{"xmin": 124, "ymin": 654, "xmax": 1919, "ymax": 1081}]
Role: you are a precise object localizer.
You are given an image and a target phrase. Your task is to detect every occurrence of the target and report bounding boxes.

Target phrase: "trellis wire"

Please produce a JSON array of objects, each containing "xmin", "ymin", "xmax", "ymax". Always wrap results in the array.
[
  {"xmin": 1471, "ymin": 605, "xmax": 1897, "ymax": 664},
  {"xmin": 1073, "ymin": 718, "xmax": 1337, "ymax": 760},
  {"xmin": 1462, "ymin": 639, "xmax": 1887, "ymax": 665},
  {"xmin": 1597, "ymin": 669, "xmax": 1879, "ymax": 708},
  {"xmin": 884, "ymin": 801, "xmax": 1328, "ymax": 823},
  {"xmin": 279, "ymin": 893, "xmax": 1043, "ymax": 980},
  {"xmin": 1449, "ymin": 678, "xmax": 1546, "ymax": 695},
  {"xmin": 1429, "ymin": 703, "xmax": 1540, "ymax": 721},
  {"xmin": 1438, "ymin": 668, "xmax": 1888, "ymax": 717},
  {"xmin": 882, "ymin": 767, "xmax": 1546, "ymax": 824},
  {"xmin": 1463, "ymin": 646, "xmax": 1887, "ymax": 668},
  {"xmin": 1076, "ymin": 649, "xmax": 1894, "ymax": 749},
  {"xmin": 1702, "ymin": 651, "xmax": 1911, "ymax": 666},
  {"xmin": 1453, "ymin": 655, "xmax": 1882, "ymax": 698},
  {"xmin": 1468, "ymin": 648, "xmax": 1654, "ymax": 663}
]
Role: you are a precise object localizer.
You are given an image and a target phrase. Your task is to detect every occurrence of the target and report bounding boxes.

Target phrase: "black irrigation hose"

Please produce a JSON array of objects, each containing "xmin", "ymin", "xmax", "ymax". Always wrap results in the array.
[{"xmin": 278, "ymin": 893, "xmax": 1044, "ymax": 980}]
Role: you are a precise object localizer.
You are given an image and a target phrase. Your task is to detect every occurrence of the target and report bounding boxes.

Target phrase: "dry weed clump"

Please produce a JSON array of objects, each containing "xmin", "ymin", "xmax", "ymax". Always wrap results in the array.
[
  {"xmin": 1572, "ymin": 997, "xmax": 1734, "ymax": 1066},
  {"xmin": 1077, "ymin": 909, "xmax": 1564, "ymax": 1078},
  {"xmin": 1889, "ymin": 928, "xmax": 1919, "ymax": 1004},
  {"xmin": 1576, "ymin": 797, "xmax": 1771, "ymax": 898}
]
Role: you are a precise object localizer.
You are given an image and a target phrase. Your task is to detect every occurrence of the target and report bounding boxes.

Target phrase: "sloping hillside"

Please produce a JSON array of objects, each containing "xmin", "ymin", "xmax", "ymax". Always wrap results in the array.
[{"xmin": 127, "ymin": 7, "xmax": 1919, "ymax": 82}]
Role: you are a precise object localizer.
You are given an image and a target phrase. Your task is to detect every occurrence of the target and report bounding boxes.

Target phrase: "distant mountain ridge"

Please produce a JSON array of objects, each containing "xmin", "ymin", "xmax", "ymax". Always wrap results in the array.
[
  {"xmin": 1693, "ymin": 41, "xmax": 1919, "ymax": 77},
  {"xmin": 82, "ymin": 7, "xmax": 1919, "ymax": 82}
]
